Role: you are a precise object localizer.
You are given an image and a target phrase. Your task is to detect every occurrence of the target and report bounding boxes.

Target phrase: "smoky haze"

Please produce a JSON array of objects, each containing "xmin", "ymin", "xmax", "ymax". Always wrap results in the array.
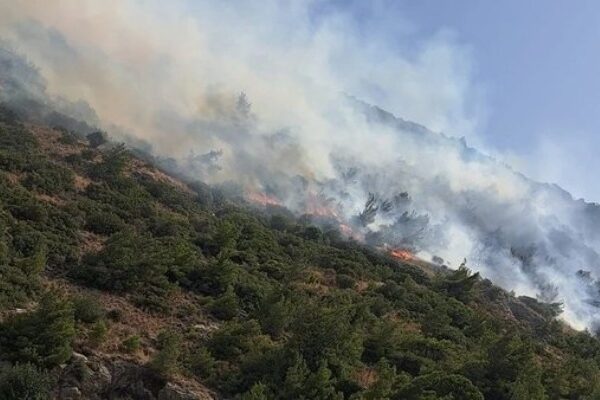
[{"xmin": 2, "ymin": 1, "xmax": 600, "ymax": 331}]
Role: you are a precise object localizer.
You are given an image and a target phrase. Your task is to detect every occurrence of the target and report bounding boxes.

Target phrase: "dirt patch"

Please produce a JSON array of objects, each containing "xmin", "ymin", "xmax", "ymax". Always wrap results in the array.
[
  {"xmin": 74, "ymin": 174, "xmax": 92, "ymax": 191},
  {"xmin": 128, "ymin": 158, "xmax": 193, "ymax": 195},
  {"xmin": 353, "ymin": 367, "xmax": 377, "ymax": 389},
  {"xmin": 5, "ymin": 172, "xmax": 21, "ymax": 185},
  {"xmin": 35, "ymin": 192, "xmax": 65, "ymax": 206},
  {"xmin": 43, "ymin": 278, "xmax": 215, "ymax": 365},
  {"xmin": 27, "ymin": 124, "xmax": 86, "ymax": 158},
  {"xmin": 80, "ymin": 231, "xmax": 106, "ymax": 254}
]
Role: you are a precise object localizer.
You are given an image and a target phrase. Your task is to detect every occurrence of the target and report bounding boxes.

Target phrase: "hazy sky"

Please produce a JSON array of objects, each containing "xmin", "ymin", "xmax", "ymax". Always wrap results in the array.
[
  {"xmin": 5, "ymin": 0, "xmax": 599, "ymax": 200},
  {"xmin": 401, "ymin": 1, "xmax": 600, "ymax": 201},
  {"xmin": 309, "ymin": 0, "xmax": 600, "ymax": 201}
]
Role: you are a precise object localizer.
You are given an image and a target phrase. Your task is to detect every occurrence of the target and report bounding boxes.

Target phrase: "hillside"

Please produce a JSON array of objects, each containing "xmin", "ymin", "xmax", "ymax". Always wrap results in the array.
[{"xmin": 0, "ymin": 104, "xmax": 600, "ymax": 399}]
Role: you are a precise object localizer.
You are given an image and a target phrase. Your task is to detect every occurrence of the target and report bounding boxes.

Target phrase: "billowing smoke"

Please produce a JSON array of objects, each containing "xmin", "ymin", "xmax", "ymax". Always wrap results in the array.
[{"xmin": 2, "ymin": 1, "xmax": 600, "ymax": 331}]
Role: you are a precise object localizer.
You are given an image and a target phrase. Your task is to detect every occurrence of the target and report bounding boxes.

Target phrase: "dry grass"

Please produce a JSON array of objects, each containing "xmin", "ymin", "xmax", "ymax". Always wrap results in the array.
[
  {"xmin": 26, "ymin": 124, "xmax": 86, "ymax": 158},
  {"xmin": 80, "ymin": 231, "xmax": 106, "ymax": 254},
  {"xmin": 127, "ymin": 158, "xmax": 193, "ymax": 195},
  {"xmin": 34, "ymin": 192, "xmax": 65, "ymax": 206},
  {"xmin": 73, "ymin": 174, "xmax": 91, "ymax": 191},
  {"xmin": 353, "ymin": 367, "xmax": 377, "ymax": 389},
  {"xmin": 44, "ymin": 278, "xmax": 216, "ymax": 364}
]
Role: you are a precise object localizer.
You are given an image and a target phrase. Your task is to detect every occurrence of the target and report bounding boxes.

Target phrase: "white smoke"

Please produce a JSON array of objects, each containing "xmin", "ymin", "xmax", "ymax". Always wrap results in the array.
[{"xmin": 2, "ymin": 1, "xmax": 600, "ymax": 331}]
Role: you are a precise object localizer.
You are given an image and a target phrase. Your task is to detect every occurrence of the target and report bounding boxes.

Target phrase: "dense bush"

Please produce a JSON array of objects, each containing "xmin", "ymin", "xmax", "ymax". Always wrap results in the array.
[
  {"xmin": 0, "ymin": 112, "xmax": 599, "ymax": 399},
  {"xmin": 84, "ymin": 210, "xmax": 124, "ymax": 235},
  {"xmin": 150, "ymin": 330, "xmax": 182, "ymax": 377},
  {"xmin": 0, "ymin": 292, "xmax": 75, "ymax": 368},
  {"xmin": 0, "ymin": 363, "xmax": 54, "ymax": 400},
  {"xmin": 72, "ymin": 294, "xmax": 104, "ymax": 323}
]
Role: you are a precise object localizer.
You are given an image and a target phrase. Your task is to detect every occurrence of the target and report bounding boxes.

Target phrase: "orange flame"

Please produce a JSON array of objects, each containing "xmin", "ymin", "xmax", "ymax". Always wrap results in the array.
[
  {"xmin": 338, "ymin": 223, "xmax": 365, "ymax": 241},
  {"xmin": 390, "ymin": 249, "xmax": 414, "ymax": 261},
  {"xmin": 245, "ymin": 190, "xmax": 282, "ymax": 207},
  {"xmin": 339, "ymin": 223, "xmax": 354, "ymax": 236},
  {"xmin": 304, "ymin": 192, "xmax": 340, "ymax": 219}
]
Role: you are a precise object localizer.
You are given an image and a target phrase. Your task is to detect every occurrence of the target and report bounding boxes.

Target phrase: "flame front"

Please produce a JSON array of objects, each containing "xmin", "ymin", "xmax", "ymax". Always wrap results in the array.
[
  {"xmin": 245, "ymin": 190, "xmax": 282, "ymax": 207},
  {"xmin": 304, "ymin": 192, "xmax": 340, "ymax": 219},
  {"xmin": 390, "ymin": 249, "xmax": 414, "ymax": 261}
]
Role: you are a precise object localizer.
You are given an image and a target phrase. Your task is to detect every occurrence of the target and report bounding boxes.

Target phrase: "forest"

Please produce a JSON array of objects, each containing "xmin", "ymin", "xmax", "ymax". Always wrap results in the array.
[{"xmin": 0, "ymin": 104, "xmax": 599, "ymax": 399}]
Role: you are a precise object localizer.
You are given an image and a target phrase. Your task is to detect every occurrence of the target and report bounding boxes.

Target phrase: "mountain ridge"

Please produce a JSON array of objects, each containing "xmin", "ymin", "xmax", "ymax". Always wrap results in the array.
[{"xmin": 0, "ymin": 103, "xmax": 597, "ymax": 398}]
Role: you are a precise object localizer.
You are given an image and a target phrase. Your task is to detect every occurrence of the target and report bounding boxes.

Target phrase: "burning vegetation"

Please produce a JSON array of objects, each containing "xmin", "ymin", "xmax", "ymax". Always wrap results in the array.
[
  {"xmin": 244, "ymin": 189, "xmax": 282, "ymax": 207},
  {"xmin": 389, "ymin": 248, "xmax": 416, "ymax": 261}
]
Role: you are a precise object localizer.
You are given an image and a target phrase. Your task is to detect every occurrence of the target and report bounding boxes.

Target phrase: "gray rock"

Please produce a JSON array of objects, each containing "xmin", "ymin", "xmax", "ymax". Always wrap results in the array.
[
  {"xmin": 158, "ymin": 383, "xmax": 211, "ymax": 400},
  {"xmin": 60, "ymin": 386, "xmax": 82, "ymax": 399},
  {"xmin": 71, "ymin": 352, "xmax": 89, "ymax": 363}
]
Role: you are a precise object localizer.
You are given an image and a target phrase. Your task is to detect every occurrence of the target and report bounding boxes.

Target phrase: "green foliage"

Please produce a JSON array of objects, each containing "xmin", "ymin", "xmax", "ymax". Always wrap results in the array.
[
  {"xmin": 89, "ymin": 143, "xmax": 129, "ymax": 178},
  {"xmin": 257, "ymin": 293, "xmax": 293, "ymax": 338},
  {"xmin": 77, "ymin": 228, "xmax": 202, "ymax": 307},
  {"xmin": 0, "ymin": 113, "xmax": 599, "ymax": 399},
  {"xmin": 336, "ymin": 274, "xmax": 356, "ymax": 289},
  {"xmin": 361, "ymin": 359, "xmax": 397, "ymax": 400},
  {"xmin": 88, "ymin": 320, "xmax": 108, "ymax": 348},
  {"xmin": 285, "ymin": 357, "xmax": 343, "ymax": 400},
  {"xmin": 240, "ymin": 382, "xmax": 271, "ymax": 400},
  {"xmin": 188, "ymin": 346, "xmax": 216, "ymax": 380},
  {"xmin": 0, "ymin": 121, "xmax": 38, "ymax": 172},
  {"xmin": 121, "ymin": 335, "xmax": 141, "ymax": 353},
  {"xmin": 87, "ymin": 131, "xmax": 108, "ymax": 148},
  {"xmin": 0, "ymin": 292, "xmax": 75, "ymax": 368},
  {"xmin": 72, "ymin": 294, "xmax": 104, "ymax": 323},
  {"xmin": 84, "ymin": 210, "xmax": 124, "ymax": 235},
  {"xmin": 209, "ymin": 286, "xmax": 240, "ymax": 320},
  {"xmin": 510, "ymin": 361, "xmax": 546, "ymax": 400},
  {"xmin": 22, "ymin": 161, "xmax": 74, "ymax": 194},
  {"xmin": 150, "ymin": 330, "xmax": 182, "ymax": 377},
  {"xmin": 0, "ymin": 245, "xmax": 46, "ymax": 307},
  {"xmin": 289, "ymin": 302, "xmax": 362, "ymax": 371},
  {"xmin": 0, "ymin": 363, "xmax": 54, "ymax": 400},
  {"xmin": 435, "ymin": 262, "xmax": 480, "ymax": 303},
  {"xmin": 399, "ymin": 372, "xmax": 484, "ymax": 400}
]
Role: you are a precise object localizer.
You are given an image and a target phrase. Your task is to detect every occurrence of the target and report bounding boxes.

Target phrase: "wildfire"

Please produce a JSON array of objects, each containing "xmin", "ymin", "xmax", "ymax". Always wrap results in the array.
[
  {"xmin": 339, "ymin": 223, "xmax": 354, "ymax": 236},
  {"xmin": 304, "ymin": 192, "xmax": 340, "ymax": 219},
  {"xmin": 245, "ymin": 190, "xmax": 282, "ymax": 207},
  {"xmin": 390, "ymin": 248, "xmax": 415, "ymax": 261}
]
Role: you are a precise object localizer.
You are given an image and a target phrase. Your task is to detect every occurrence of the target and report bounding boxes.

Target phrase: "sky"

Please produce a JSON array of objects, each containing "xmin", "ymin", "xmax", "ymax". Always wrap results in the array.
[
  {"xmin": 392, "ymin": 1, "xmax": 600, "ymax": 201},
  {"xmin": 282, "ymin": 0, "xmax": 600, "ymax": 201}
]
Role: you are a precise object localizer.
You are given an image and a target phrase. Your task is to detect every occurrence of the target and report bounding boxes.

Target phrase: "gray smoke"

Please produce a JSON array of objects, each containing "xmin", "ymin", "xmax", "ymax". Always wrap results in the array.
[{"xmin": 2, "ymin": 1, "xmax": 600, "ymax": 331}]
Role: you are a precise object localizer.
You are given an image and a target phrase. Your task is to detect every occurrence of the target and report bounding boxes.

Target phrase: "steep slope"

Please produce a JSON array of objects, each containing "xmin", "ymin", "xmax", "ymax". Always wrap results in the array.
[
  {"xmin": 0, "ymin": 105, "xmax": 600, "ymax": 399},
  {"xmin": 3, "ymin": 44, "xmax": 600, "ymax": 332}
]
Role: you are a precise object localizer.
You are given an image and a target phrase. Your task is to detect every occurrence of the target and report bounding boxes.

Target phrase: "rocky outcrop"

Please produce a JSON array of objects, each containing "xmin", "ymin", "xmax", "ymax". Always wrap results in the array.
[
  {"xmin": 158, "ymin": 383, "xmax": 214, "ymax": 400},
  {"xmin": 57, "ymin": 352, "xmax": 215, "ymax": 400}
]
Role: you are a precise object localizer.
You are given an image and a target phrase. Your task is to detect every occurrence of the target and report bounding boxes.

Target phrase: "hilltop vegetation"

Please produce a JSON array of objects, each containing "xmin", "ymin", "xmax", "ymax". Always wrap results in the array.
[{"xmin": 0, "ymin": 104, "xmax": 600, "ymax": 399}]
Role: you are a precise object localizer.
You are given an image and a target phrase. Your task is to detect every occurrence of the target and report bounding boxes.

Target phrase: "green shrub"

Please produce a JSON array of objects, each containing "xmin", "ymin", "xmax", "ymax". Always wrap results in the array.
[
  {"xmin": 188, "ymin": 347, "xmax": 216, "ymax": 379},
  {"xmin": 87, "ymin": 131, "xmax": 108, "ymax": 148},
  {"xmin": 84, "ymin": 211, "xmax": 124, "ymax": 235},
  {"xmin": 209, "ymin": 287, "xmax": 240, "ymax": 320},
  {"xmin": 0, "ymin": 363, "xmax": 54, "ymax": 400},
  {"xmin": 0, "ymin": 292, "xmax": 75, "ymax": 368},
  {"xmin": 88, "ymin": 320, "xmax": 108, "ymax": 348},
  {"xmin": 121, "ymin": 335, "xmax": 141, "ymax": 353},
  {"xmin": 72, "ymin": 295, "xmax": 104, "ymax": 323},
  {"xmin": 22, "ymin": 162, "xmax": 74, "ymax": 194},
  {"xmin": 150, "ymin": 330, "xmax": 182, "ymax": 377},
  {"xmin": 240, "ymin": 382, "xmax": 271, "ymax": 400},
  {"xmin": 336, "ymin": 274, "xmax": 356, "ymax": 289}
]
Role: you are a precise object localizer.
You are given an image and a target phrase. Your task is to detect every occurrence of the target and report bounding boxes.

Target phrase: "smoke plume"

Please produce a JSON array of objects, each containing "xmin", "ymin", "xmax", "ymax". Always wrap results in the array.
[{"xmin": 2, "ymin": 1, "xmax": 600, "ymax": 331}]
